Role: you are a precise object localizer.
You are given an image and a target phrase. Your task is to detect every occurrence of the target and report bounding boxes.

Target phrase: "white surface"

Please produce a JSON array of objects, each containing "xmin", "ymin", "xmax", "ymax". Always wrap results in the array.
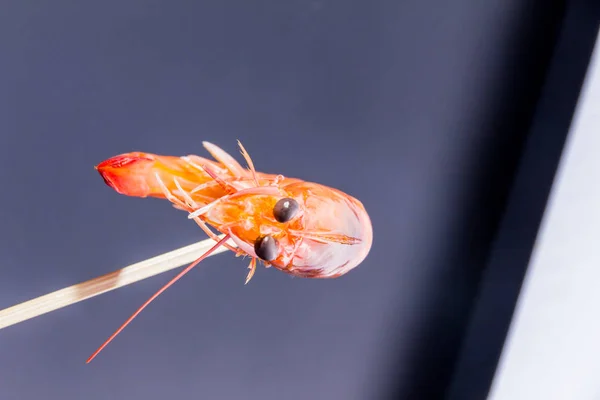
[{"xmin": 488, "ymin": 31, "xmax": 600, "ymax": 400}]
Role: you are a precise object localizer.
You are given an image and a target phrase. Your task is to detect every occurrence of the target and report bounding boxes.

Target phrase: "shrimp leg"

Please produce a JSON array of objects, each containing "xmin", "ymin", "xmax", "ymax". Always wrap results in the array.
[
  {"xmin": 173, "ymin": 176, "xmax": 259, "ymax": 283},
  {"xmin": 237, "ymin": 140, "xmax": 258, "ymax": 186},
  {"xmin": 154, "ymin": 172, "xmax": 239, "ymax": 254},
  {"xmin": 171, "ymin": 177, "xmax": 242, "ymax": 256},
  {"xmin": 245, "ymin": 257, "xmax": 257, "ymax": 285},
  {"xmin": 202, "ymin": 141, "xmax": 247, "ymax": 177}
]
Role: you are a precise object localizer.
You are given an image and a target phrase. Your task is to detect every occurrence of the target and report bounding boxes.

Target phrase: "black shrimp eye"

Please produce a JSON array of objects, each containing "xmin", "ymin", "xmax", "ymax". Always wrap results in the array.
[
  {"xmin": 273, "ymin": 197, "xmax": 299, "ymax": 223},
  {"xmin": 254, "ymin": 235, "xmax": 279, "ymax": 261}
]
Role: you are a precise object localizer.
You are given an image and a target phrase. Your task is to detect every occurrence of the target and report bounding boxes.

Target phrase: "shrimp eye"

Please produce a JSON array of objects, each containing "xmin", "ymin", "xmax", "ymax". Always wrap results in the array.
[
  {"xmin": 254, "ymin": 235, "xmax": 279, "ymax": 261},
  {"xmin": 273, "ymin": 198, "xmax": 299, "ymax": 223}
]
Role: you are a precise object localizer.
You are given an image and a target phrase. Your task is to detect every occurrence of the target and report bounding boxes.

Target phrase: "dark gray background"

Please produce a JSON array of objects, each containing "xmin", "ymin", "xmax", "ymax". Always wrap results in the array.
[{"xmin": 0, "ymin": 1, "xmax": 582, "ymax": 399}]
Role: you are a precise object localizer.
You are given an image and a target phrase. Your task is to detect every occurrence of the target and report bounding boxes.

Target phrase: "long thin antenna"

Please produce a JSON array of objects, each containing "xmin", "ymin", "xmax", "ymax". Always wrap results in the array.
[
  {"xmin": 0, "ymin": 235, "xmax": 236, "ymax": 331},
  {"xmin": 86, "ymin": 234, "xmax": 231, "ymax": 363}
]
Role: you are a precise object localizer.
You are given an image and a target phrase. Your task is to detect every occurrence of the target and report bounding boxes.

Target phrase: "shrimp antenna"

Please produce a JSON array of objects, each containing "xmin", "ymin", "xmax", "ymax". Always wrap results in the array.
[{"xmin": 86, "ymin": 234, "xmax": 231, "ymax": 363}]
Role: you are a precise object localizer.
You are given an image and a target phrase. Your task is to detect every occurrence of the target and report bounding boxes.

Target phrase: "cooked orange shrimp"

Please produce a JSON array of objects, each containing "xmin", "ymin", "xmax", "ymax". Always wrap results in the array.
[{"xmin": 88, "ymin": 140, "xmax": 372, "ymax": 362}]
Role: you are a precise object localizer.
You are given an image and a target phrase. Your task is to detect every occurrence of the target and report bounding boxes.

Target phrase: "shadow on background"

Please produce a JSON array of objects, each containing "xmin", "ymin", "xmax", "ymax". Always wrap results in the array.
[
  {"xmin": 446, "ymin": 1, "xmax": 600, "ymax": 400},
  {"xmin": 381, "ymin": 0, "xmax": 599, "ymax": 399}
]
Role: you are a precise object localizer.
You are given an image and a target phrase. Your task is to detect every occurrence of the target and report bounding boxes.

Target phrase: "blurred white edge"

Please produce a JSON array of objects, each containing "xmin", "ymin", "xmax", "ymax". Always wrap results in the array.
[{"xmin": 488, "ymin": 28, "xmax": 600, "ymax": 400}]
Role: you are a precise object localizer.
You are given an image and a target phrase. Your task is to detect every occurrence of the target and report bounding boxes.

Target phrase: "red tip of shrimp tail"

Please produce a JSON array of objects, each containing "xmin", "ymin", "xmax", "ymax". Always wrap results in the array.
[
  {"xmin": 95, "ymin": 152, "xmax": 228, "ymax": 203},
  {"xmin": 96, "ymin": 153, "xmax": 155, "ymax": 197}
]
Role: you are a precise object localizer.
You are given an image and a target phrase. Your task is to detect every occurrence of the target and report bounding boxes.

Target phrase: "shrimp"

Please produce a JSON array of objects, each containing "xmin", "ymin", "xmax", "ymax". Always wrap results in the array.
[{"xmin": 88, "ymin": 140, "xmax": 372, "ymax": 362}]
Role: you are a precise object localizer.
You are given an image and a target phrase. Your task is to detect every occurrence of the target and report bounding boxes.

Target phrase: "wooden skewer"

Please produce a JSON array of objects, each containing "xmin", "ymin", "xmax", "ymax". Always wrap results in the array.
[{"xmin": 0, "ymin": 235, "xmax": 236, "ymax": 330}]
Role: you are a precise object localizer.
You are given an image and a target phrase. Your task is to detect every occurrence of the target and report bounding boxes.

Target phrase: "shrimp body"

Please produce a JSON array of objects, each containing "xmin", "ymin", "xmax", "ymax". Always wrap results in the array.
[
  {"xmin": 87, "ymin": 141, "xmax": 372, "ymax": 362},
  {"xmin": 96, "ymin": 141, "xmax": 372, "ymax": 279}
]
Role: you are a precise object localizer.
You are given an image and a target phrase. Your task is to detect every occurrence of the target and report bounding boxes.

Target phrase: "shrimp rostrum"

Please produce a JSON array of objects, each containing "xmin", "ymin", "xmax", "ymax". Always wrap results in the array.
[{"xmin": 88, "ymin": 140, "xmax": 372, "ymax": 362}]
